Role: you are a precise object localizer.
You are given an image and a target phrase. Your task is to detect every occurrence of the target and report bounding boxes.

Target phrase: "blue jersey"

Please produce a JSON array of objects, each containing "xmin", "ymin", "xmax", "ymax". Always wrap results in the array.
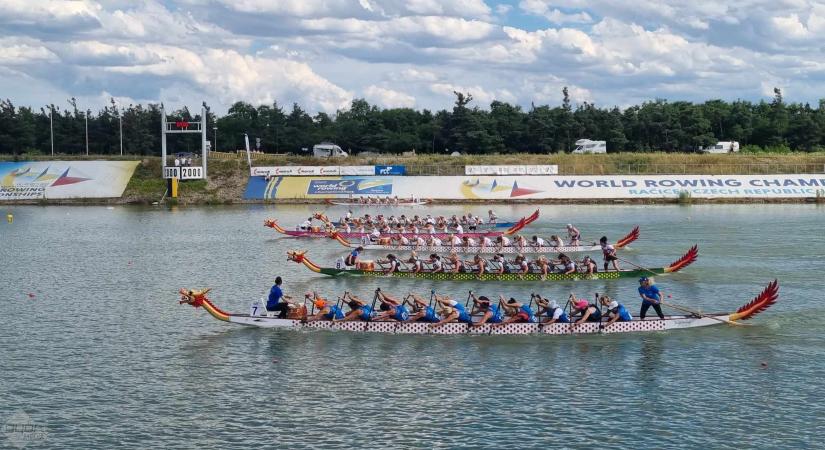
[
  {"xmin": 392, "ymin": 305, "xmax": 410, "ymax": 321},
  {"xmin": 324, "ymin": 305, "xmax": 345, "ymax": 320},
  {"xmin": 520, "ymin": 305, "xmax": 537, "ymax": 323},
  {"xmin": 638, "ymin": 285, "xmax": 661, "ymax": 305},
  {"xmin": 451, "ymin": 302, "xmax": 472, "ymax": 323},
  {"xmin": 358, "ymin": 305, "xmax": 374, "ymax": 321},
  {"xmin": 419, "ymin": 306, "xmax": 439, "ymax": 323},
  {"xmin": 266, "ymin": 285, "xmax": 283, "ymax": 311},
  {"xmin": 488, "ymin": 305, "xmax": 504, "ymax": 323},
  {"xmin": 613, "ymin": 304, "xmax": 632, "ymax": 321},
  {"xmin": 548, "ymin": 307, "xmax": 570, "ymax": 323}
]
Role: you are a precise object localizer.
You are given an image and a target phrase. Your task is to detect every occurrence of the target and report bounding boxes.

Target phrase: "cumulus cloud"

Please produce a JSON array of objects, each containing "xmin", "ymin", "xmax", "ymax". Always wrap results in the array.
[
  {"xmin": 1, "ymin": 0, "xmax": 824, "ymax": 114},
  {"xmin": 364, "ymin": 85, "xmax": 416, "ymax": 108}
]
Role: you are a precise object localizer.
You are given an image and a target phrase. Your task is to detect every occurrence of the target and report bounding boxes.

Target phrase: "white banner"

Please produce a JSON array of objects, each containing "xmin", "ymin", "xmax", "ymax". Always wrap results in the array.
[
  {"xmin": 340, "ymin": 166, "xmax": 376, "ymax": 176},
  {"xmin": 254, "ymin": 174, "xmax": 825, "ymax": 199},
  {"xmin": 252, "ymin": 166, "xmax": 371, "ymax": 176},
  {"xmin": 466, "ymin": 165, "xmax": 558, "ymax": 175}
]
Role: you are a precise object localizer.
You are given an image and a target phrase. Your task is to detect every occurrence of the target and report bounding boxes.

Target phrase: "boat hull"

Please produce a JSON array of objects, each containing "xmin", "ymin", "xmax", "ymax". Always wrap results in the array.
[
  {"xmin": 315, "ymin": 267, "xmax": 666, "ymax": 282},
  {"xmin": 225, "ymin": 314, "xmax": 729, "ymax": 335}
]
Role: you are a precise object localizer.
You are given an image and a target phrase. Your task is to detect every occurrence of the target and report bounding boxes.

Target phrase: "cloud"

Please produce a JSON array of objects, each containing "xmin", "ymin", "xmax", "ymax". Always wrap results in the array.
[
  {"xmin": 519, "ymin": 1, "xmax": 593, "ymax": 24},
  {"xmin": 363, "ymin": 85, "xmax": 416, "ymax": 108}
]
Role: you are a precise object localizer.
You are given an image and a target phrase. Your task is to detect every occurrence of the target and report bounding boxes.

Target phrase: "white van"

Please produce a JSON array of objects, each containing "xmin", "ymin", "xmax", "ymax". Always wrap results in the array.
[
  {"xmin": 573, "ymin": 139, "xmax": 607, "ymax": 154},
  {"xmin": 313, "ymin": 142, "xmax": 348, "ymax": 158},
  {"xmin": 702, "ymin": 141, "xmax": 739, "ymax": 154}
]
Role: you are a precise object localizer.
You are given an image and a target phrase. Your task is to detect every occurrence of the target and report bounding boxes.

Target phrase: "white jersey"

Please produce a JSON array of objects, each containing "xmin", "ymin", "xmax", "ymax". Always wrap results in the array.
[
  {"xmin": 465, "ymin": 238, "xmax": 477, "ymax": 247},
  {"xmin": 399, "ymin": 236, "xmax": 410, "ymax": 245},
  {"xmin": 482, "ymin": 237, "xmax": 493, "ymax": 246},
  {"xmin": 455, "ymin": 224, "xmax": 464, "ymax": 234},
  {"xmin": 499, "ymin": 237, "xmax": 510, "ymax": 246},
  {"xmin": 534, "ymin": 238, "xmax": 546, "ymax": 246},
  {"xmin": 450, "ymin": 235, "xmax": 462, "ymax": 245},
  {"xmin": 430, "ymin": 237, "xmax": 443, "ymax": 246},
  {"xmin": 414, "ymin": 236, "xmax": 426, "ymax": 246},
  {"xmin": 431, "ymin": 259, "xmax": 443, "ymax": 271}
]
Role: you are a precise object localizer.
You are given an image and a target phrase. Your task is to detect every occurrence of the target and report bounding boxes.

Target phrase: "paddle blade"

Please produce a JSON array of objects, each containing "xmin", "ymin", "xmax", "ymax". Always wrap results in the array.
[
  {"xmin": 664, "ymin": 245, "xmax": 698, "ymax": 273},
  {"xmin": 729, "ymin": 280, "xmax": 779, "ymax": 321}
]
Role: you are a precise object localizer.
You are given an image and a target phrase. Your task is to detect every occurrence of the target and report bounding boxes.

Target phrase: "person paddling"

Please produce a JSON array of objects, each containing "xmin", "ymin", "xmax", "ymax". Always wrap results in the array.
[
  {"xmin": 600, "ymin": 295, "xmax": 633, "ymax": 327},
  {"xmin": 493, "ymin": 295, "xmax": 536, "ymax": 326},
  {"xmin": 571, "ymin": 298, "xmax": 602, "ymax": 327},
  {"xmin": 372, "ymin": 289, "xmax": 410, "ymax": 322},
  {"xmin": 430, "ymin": 295, "xmax": 473, "ymax": 328},
  {"xmin": 535, "ymin": 297, "xmax": 570, "ymax": 324},
  {"xmin": 638, "ymin": 277, "xmax": 665, "ymax": 320},
  {"xmin": 306, "ymin": 292, "xmax": 345, "ymax": 322},
  {"xmin": 408, "ymin": 293, "xmax": 440, "ymax": 323},
  {"xmin": 469, "ymin": 292, "xmax": 503, "ymax": 326},
  {"xmin": 338, "ymin": 292, "xmax": 374, "ymax": 322}
]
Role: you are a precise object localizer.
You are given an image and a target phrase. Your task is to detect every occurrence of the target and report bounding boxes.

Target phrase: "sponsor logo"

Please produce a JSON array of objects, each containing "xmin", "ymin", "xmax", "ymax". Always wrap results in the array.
[{"xmin": 307, "ymin": 179, "xmax": 392, "ymax": 195}]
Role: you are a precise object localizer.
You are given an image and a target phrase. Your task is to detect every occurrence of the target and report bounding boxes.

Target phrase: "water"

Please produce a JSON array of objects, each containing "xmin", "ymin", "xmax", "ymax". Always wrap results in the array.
[{"xmin": 1, "ymin": 204, "xmax": 823, "ymax": 448}]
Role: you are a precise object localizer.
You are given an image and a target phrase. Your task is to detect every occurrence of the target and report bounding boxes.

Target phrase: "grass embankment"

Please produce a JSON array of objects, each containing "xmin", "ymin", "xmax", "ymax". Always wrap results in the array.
[{"xmin": 121, "ymin": 158, "xmax": 248, "ymax": 205}]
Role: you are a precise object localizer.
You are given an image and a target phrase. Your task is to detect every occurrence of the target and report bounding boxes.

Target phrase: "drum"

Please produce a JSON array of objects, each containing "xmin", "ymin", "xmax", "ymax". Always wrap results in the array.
[
  {"xmin": 357, "ymin": 261, "xmax": 375, "ymax": 271},
  {"xmin": 287, "ymin": 305, "xmax": 307, "ymax": 320}
]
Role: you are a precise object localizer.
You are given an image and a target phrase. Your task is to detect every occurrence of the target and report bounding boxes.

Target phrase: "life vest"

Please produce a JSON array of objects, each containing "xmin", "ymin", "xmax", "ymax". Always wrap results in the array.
[
  {"xmin": 419, "ymin": 306, "xmax": 439, "ymax": 323},
  {"xmin": 615, "ymin": 304, "xmax": 632, "ymax": 322},
  {"xmin": 392, "ymin": 305, "xmax": 410, "ymax": 321},
  {"xmin": 453, "ymin": 303, "xmax": 472, "ymax": 323}
]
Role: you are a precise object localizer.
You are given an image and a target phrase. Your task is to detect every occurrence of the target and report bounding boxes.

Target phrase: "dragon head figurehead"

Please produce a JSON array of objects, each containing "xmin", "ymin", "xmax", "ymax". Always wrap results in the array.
[
  {"xmin": 179, "ymin": 288, "xmax": 211, "ymax": 307},
  {"xmin": 287, "ymin": 250, "xmax": 306, "ymax": 263},
  {"xmin": 263, "ymin": 218, "xmax": 277, "ymax": 228}
]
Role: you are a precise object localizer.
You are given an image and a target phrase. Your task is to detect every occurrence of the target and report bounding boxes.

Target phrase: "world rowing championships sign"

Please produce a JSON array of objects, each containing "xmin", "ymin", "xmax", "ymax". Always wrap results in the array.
[{"xmin": 0, "ymin": 161, "xmax": 139, "ymax": 200}]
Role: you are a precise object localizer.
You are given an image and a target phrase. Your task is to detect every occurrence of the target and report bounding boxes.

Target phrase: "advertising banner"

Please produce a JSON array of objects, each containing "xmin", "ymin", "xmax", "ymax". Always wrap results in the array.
[
  {"xmin": 340, "ymin": 166, "xmax": 376, "ymax": 176},
  {"xmin": 245, "ymin": 174, "xmax": 825, "ymax": 200},
  {"xmin": 374, "ymin": 165, "xmax": 406, "ymax": 175},
  {"xmin": 251, "ymin": 166, "xmax": 357, "ymax": 176},
  {"xmin": 466, "ymin": 165, "xmax": 558, "ymax": 175},
  {"xmin": 0, "ymin": 161, "xmax": 139, "ymax": 200}
]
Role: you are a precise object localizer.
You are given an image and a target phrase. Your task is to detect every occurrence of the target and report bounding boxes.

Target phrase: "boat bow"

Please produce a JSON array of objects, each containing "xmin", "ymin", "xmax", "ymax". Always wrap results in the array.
[{"xmin": 287, "ymin": 250, "xmax": 323, "ymax": 273}]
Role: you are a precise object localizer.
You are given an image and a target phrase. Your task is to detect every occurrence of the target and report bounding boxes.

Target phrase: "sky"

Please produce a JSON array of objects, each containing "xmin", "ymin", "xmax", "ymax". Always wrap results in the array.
[{"xmin": 1, "ymin": 0, "xmax": 825, "ymax": 115}]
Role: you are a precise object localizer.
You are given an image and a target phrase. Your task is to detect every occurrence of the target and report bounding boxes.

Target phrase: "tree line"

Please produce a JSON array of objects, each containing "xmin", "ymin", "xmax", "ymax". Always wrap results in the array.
[{"xmin": 1, "ymin": 88, "xmax": 823, "ymax": 156}]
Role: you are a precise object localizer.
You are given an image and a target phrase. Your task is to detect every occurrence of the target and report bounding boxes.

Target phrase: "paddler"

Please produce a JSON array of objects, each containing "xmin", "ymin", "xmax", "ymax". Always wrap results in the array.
[
  {"xmin": 579, "ymin": 255, "xmax": 597, "ymax": 274},
  {"xmin": 531, "ymin": 235, "xmax": 546, "ymax": 251},
  {"xmin": 600, "ymin": 236, "xmax": 620, "ymax": 271},
  {"xmin": 430, "ymin": 294, "xmax": 473, "ymax": 327},
  {"xmin": 338, "ymin": 292, "xmax": 374, "ymax": 322},
  {"xmin": 488, "ymin": 209, "xmax": 498, "ymax": 224},
  {"xmin": 638, "ymin": 277, "xmax": 665, "ymax": 320},
  {"xmin": 600, "ymin": 295, "xmax": 632, "ymax": 326},
  {"xmin": 405, "ymin": 251, "xmax": 423, "ymax": 273},
  {"xmin": 427, "ymin": 254, "xmax": 444, "ymax": 273},
  {"xmin": 570, "ymin": 298, "xmax": 602, "ymax": 326},
  {"xmin": 306, "ymin": 292, "xmax": 345, "ymax": 321},
  {"xmin": 493, "ymin": 295, "xmax": 536, "ymax": 326},
  {"xmin": 494, "ymin": 235, "xmax": 510, "ymax": 253},
  {"xmin": 376, "ymin": 254, "xmax": 400, "ymax": 275},
  {"xmin": 535, "ymin": 297, "xmax": 570, "ymax": 324},
  {"xmin": 266, "ymin": 276, "xmax": 294, "ymax": 318},
  {"xmin": 299, "ymin": 217, "xmax": 313, "ymax": 231},
  {"xmin": 372, "ymin": 289, "xmax": 410, "ymax": 321},
  {"xmin": 446, "ymin": 253, "xmax": 464, "ymax": 273},
  {"xmin": 468, "ymin": 292, "xmax": 503, "ymax": 326},
  {"xmin": 408, "ymin": 293, "xmax": 440, "ymax": 323},
  {"xmin": 465, "ymin": 254, "xmax": 487, "ymax": 278},
  {"xmin": 549, "ymin": 235, "xmax": 564, "ymax": 247}
]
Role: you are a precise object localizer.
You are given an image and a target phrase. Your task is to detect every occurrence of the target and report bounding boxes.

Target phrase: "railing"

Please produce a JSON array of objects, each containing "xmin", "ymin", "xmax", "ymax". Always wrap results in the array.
[{"xmin": 400, "ymin": 163, "xmax": 825, "ymax": 176}]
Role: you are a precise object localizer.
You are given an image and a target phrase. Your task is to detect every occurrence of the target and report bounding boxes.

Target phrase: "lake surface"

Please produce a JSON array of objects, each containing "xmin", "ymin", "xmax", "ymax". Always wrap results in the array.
[{"xmin": 1, "ymin": 203, "xmax": 823, "ymax": 449}]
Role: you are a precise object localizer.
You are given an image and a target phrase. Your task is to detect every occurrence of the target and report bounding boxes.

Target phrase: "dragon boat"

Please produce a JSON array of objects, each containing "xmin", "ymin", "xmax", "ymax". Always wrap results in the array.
[
  {"xmin": 329, "ymin": 226, "xmax": 640, "ymax": 254},
  {"xmin": 325, "ymin": 198, "xmax": 431, "ymax": 207},
  {"xmin": 285, "ymin": 245, "xmax": 698, "ymax": 282},
  {"xmin": 178, "ymin": 280, "xmax": 778, "ymax": 335},
  {"xmin": 265, "ymin": 210, "xmax": 540, "ymax": 239},
  {"xmin": 329, "ymin": 219, "xmax": 522, "ymax": 230}
]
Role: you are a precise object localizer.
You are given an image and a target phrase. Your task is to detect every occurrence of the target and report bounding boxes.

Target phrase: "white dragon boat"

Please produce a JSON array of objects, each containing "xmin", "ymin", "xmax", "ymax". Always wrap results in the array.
[
  {"xmin": 329, "ymin": 226, "xmax": 639, "ymax": 254},
  {"xmin": 179, "ymin": 280, "xmax": 778, "ymax": 336}
]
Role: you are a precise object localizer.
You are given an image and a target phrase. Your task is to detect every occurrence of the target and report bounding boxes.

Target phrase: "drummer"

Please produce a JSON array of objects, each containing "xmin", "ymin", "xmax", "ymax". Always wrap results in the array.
[
  {"xmin": 567, "ymin": 224, "xmax": 582, "ymax": 246},
  {"xmin": 344, "ymin": 246, "xmax": 364, "ymax": 267}
]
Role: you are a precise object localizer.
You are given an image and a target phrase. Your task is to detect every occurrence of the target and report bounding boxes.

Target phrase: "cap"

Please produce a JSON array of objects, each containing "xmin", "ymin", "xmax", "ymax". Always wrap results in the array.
[
  {"xmin": 574, "ymin": 300, "xmax": 589, "ymax": 310},
  {"xmin": 549, "ymin": 300, "xmax": 559, "ymax": 309},
  {"xmin": 314, "ymin": 300, "xmax": 327, "ymax": 309},
  {"xmin": 608, "ymin": 301, "xmax": 619, "ymax": 309},
  {"xmin": 639, "ymin": 277, "xmax": 649, "ymax": 283}
]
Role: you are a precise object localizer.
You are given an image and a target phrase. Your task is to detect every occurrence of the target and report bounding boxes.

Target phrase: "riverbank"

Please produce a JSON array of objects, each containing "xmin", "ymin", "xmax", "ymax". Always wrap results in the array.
[{"xmin": 2, "ymin": 153, "xmax": 825, "ymax": 205}]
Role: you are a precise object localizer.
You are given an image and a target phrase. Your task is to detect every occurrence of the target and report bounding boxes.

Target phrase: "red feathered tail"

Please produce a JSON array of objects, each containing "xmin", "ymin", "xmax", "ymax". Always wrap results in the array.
[
  {"xmin": 615, "ymin": 226, "xmax": 640, "ymax": 249},
  {"xmin": 663, "ymin": 245, "xmax": 698, "ymax": 273},
  {"xmin": 729, "ymin": 280, "xmax": 779, "ymax": 321}
]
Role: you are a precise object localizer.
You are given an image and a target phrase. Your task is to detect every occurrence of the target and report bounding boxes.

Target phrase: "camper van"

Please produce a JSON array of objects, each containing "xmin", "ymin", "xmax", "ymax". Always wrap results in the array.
[
  {"xmin": 702, "ymin": 141, "xmax": 740, "ymax": 154},
  {"xmin": 313, "ymin": 142, "xmax": 348, "ymax": 158},
  {"xmin": 573, "ymin": 139, "xmax": 607, "ymax": 154}
]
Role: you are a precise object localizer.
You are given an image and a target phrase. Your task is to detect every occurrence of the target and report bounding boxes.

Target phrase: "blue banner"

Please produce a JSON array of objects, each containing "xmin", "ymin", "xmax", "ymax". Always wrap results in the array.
[
  {"xmin": 374, "ymin": 165, "xmax": 406, "ymax": 175},
  {"xmin": 307, "ymin": 178, "xmax": 393, "ymax": 195}
]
